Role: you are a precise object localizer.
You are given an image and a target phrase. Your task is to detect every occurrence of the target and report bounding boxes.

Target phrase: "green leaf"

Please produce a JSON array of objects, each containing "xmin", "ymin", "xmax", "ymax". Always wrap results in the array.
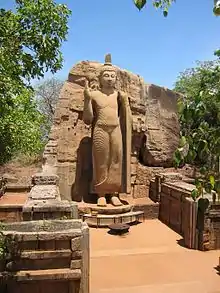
[
  {"xmin": 153, "ymin": 1, "xmax": 161, "ymax": 8},
  {"xmin": 134, "ymin": 0, "xmax": 147, "ymax": 10},
  {"xmin": 209, "ymin": 175, "xmax": 215, "ymax": 189},
  {"xmin": 191, "ymin": 189, "xmax": 199, "ymax": 201},
  {"xmin": 214, "ymin": 49, "xmax": 220, "ymax": 57},
  {"xmin": 179, "ymin": 136, "xmax": 187, "ymax": 147},
  {"xmin": 204, "ymin": 182, "xmax": 212, "ymax": 193},
  {"xmin": 163, "ymin": 10, "xmax": 168, "ymax": 17},
  {"xmin": 173, "ymin": 149, "xmax": 182, "ymax": 168},
  {"xmin": 200, "ymin": 166, "xmax": 207, "ymax": 175}
]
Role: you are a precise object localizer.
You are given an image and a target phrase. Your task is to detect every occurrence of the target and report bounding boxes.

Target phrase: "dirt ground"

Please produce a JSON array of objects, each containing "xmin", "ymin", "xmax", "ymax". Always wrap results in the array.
[
  {"xmin": 0, "ymin": 159, "xmax": 41, "ymax": 185},
  {"xmin": 90, "ymin": 220, "xmax": 220, "ymax": 293}
]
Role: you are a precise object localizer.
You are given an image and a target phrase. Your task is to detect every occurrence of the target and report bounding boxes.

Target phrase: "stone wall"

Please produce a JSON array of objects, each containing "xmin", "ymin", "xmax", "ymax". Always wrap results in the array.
[
  {"xmin": 156, "ymin": 180, "xmax": 198, "ymax": 249},
  {"xmin": 43, "ymin": 60, "xmax": 181, "ymax": 201},
  {"xmin": 197, "ymin": 202, "xmax": 220, "ymax": 251},
  {"xmin": 0, "ymin": 219, "xmax": 89, "ymax": 293},
  {"xmin": 150, "ymin": 175, "xmax": 220, "ymax": 251}
]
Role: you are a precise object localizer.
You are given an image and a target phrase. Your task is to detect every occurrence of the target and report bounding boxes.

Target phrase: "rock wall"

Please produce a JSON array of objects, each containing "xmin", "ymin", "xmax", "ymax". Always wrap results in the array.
[{"xmin": 43, "ymin": 61, "xmax": 180, "ymax": 201}]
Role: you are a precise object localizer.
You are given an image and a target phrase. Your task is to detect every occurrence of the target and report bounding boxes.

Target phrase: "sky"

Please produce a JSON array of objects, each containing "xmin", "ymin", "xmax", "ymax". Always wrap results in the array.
[{"xmin": 2, "ymin": 0, "xmax": 220, "ymax": 89}]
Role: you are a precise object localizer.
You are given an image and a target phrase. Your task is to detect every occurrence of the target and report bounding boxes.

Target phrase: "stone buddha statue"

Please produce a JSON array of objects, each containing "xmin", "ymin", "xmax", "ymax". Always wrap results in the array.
[{"xmin": 83, "ymin": 54, "xmax": 132, "ymax": 207}]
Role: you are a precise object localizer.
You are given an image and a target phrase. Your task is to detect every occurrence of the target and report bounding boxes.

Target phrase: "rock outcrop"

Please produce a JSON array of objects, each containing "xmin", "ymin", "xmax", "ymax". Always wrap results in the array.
[{"xmin": 43, "ymin": 61, "xmax": 180, "ymax": 201}]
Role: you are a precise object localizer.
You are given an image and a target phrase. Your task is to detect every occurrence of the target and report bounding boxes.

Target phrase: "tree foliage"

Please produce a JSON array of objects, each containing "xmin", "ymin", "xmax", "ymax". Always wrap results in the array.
[
  {"xmin": 134, "ymin": 0, "xmax": 220, "ymax": 17},
  {"xmin": 174, "ymin": 59, "xmax": 220, "ymax": 199},
  {"xmin": 0, "ymin": 89, "xmax": 46, "ymax": 164},
  {"xmin": 0, "ymin": 0, "xmax": 71, "ymax": 163},
  {"xmin": 0, "ymin": 0, "xmax": 70, "ymax": 104},
  {"xmin": 134, "ymin": 0, "xmax": 175, "ymax": 16}
]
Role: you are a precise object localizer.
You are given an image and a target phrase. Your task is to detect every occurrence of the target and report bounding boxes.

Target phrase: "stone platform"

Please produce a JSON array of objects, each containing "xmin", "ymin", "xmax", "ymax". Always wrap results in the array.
[
  {"xmin": 78, "ymin": 202, "xmax": 147, "ymax": 227},
  {"xmin": 83, "ymin": 210, "xmax": 144, "ymax": 228}
]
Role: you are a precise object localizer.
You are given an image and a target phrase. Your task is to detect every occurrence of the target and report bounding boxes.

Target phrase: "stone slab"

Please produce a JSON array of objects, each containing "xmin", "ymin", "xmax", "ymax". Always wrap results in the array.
[
  {"xmin": 80, "ymin": 204, "xmax": 132, "ymax": 215},
  {"xmin": 83, "ymin": 211, "xmax": 144, "ymax": 227},
  {"xmin": 20, "ymin": 250, "xmax": 72, "ymax": 259},
  {"xmin": 13, "ymin": 268, "xmax": 81, "ymax": 282},
  {"xmin": 32, "ymin": 173, "xmax": 59, "ymax": 186},
  {"xmin": 29, "ymin": 185, "xmax": 60, "ymax": 200},
  {"xmin": 23, "ymin": 199, "xmax": 77, "ymax": 212}
]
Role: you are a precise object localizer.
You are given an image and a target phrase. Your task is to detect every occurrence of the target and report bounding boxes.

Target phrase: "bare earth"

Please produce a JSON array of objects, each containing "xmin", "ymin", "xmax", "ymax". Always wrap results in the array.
[
  {"xmin": 0, "ymin": 160, "xmax": 41, "ymax": 185},
  {"xmin": 90, "ymin": 220, "xmax": 220, "ymax": 293}
]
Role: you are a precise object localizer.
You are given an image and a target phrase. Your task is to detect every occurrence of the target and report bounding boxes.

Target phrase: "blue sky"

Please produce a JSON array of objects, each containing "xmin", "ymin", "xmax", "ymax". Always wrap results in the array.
[{"xmin": 2, "ymin": 0, "xmax": 220, "ymax": 89}]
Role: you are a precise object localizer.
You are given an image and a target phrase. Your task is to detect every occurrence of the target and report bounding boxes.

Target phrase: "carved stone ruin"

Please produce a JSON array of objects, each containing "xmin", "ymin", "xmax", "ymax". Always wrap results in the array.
[
  {"xmin": 1, "ymin": 219, "xmax": 89, "ymax": 293},
  {"xmin": 37, "ymin": 54, "xmax": 181, "ymax": 226}
]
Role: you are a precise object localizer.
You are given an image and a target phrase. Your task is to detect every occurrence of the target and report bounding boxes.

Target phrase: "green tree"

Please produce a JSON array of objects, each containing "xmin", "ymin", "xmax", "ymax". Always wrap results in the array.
[
  {"xmin": 0, "ymin": 0, "xmax": 70, "ymax": 106},
  {"xmin": 0, "ymin": 0, "xmax": 71, "ymax": 163},
  {"xmin": 174, "ymin": 59, "xmax": 220, "ymax": 199},
  {"xmin": 0, "ymin": 88, "xmax": 46, "ymax": 164}
]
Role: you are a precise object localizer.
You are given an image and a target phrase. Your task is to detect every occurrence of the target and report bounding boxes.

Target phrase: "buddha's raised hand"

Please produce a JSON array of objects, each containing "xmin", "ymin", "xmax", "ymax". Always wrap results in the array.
[{"xmin": 84, "ymin": 79, "xmax": 91, "ymax": 99}]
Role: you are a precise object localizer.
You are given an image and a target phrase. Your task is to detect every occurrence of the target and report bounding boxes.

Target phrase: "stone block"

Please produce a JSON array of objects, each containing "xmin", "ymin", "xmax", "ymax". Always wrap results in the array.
[
  {"xmin": 71, "ymin": 237, "xmax": 82, "ymax": 251},
  {"xmin": 72, "ymin": 251, "xmax": 82, "ymax": 259},
  {"xmin": 37, "ymin": 231, "xmax": 82, "ymax": 241},
  {"xmin": 29, "ymin": 185, "xmax": 60, "ymax": 200},
  {"xmin": 161, "ymin": 172, "xmax": 183, "ymax": 182},
  {"xmin": 70, "ymin": 260, "xmax": 82, "ymax": 269},
  {"xmin": 32, "ymin": 173, "xmax": 59, "ymax": 186}
]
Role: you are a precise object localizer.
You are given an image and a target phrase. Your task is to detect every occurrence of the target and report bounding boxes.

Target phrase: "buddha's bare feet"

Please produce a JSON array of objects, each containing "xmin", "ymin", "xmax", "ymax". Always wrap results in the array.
[
  {"xmin": 111, "ymin": 196, "xmax": 123, "ymax": 206},
  {"xmin": 97, "ymin": 196, "xmax": 107, "ymax": 207}
]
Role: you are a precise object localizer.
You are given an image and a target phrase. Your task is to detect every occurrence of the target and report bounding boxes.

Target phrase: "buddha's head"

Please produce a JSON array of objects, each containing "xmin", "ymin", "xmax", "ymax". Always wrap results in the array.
[{"xmin": 99, "ymin": 54, "xmax": 117, "ymax": 89}]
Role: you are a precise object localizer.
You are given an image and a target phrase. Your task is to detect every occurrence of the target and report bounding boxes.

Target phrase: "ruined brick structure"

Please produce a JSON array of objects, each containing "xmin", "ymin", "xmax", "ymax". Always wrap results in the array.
[{"xmin": 43, "ymin": 61, "xmax": 181, "ymax": 202}]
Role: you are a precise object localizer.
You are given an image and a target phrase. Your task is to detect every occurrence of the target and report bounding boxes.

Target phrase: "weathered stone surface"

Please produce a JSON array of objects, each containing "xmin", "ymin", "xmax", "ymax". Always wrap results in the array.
[
  {"xmin": 2, "ymin": 173, "xmax": 18, "ymax": 184},
  {"xmin": 72, "ymin": 250, "xmax": 82, "ymax": 259},
  {"xmin": 15, "ymin": 268, "xmax": 81, "ymax": 281},
  {"xmin": 21, "ymin": 250, "xmax": 72, "ymax": 259},
  {"xmin": 3, "ymin": 219, "xmax": 83, "ymax": 232},
  {"xmin": 2, "ymin": 220, "xmax": 89, "ymax": 293},
  {"xmin": 43, "ymin": 60, "xmax": 180, "ymax": 201},
  {"xmin": 70, "ymin": 260, "xmax": 82, "ymax": 269},
  {"xmin": 32, "ymin": 173, "xmax": 59, "ymax": 186},
  {"xmin": 142, "ymin": 85, "xmax": 180, "ymax": 167},
  {"xmin": 29, "ymin": 185, "xmax": 60, "ymax": 200},
  {"xmin": 71, "ymin": 237, "xmax": 82, "ymax": 251},
  {"xmin": 133, "ymin": 184, "xmax": 149, "ymax": 199}
]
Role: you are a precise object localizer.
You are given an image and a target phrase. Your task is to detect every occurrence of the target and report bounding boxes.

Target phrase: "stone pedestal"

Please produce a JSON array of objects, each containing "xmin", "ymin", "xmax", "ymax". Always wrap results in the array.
[
  {"xmin": 78, "ymin": 203, "xmax": 144, "ymax": 227},
  {"xmin": 23, "ymin": 173, "xmax": 78, "ymax": 221}
]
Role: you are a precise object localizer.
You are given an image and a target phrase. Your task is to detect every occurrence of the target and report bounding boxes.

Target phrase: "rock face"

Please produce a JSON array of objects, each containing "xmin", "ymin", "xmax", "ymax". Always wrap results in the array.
[{"xmin": 43, "ymin": 61, "xmax": 180, "ymax": 201}]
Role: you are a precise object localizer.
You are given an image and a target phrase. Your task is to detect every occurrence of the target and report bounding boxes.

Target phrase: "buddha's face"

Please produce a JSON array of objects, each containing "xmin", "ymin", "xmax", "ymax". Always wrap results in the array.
[{"xmin": 100, "ymin": 70, "xmax": 116, "ymax": 89}]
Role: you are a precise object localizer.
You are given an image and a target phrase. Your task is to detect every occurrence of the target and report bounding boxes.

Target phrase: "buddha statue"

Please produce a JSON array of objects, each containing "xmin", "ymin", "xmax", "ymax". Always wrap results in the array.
[{"xmin": 83, "ymin": 54, "xmax": 132, "ymax": 207}]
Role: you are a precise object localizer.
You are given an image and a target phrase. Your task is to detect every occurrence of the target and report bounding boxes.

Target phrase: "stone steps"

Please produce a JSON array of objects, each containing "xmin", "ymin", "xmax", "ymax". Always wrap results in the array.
[
  {"xmin": 6, "ymin": 249, "xmax": 72, "ymax": 271},
  {"xmin": 9, "ymin": 268, "xmax": 81, "ymax": 282}
]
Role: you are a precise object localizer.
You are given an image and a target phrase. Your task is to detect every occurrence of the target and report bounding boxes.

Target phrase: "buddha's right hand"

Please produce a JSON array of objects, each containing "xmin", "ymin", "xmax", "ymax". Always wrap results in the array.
[{"xmin": 84, "ymin": 79, "xmax": 91, "ymax": 99}]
